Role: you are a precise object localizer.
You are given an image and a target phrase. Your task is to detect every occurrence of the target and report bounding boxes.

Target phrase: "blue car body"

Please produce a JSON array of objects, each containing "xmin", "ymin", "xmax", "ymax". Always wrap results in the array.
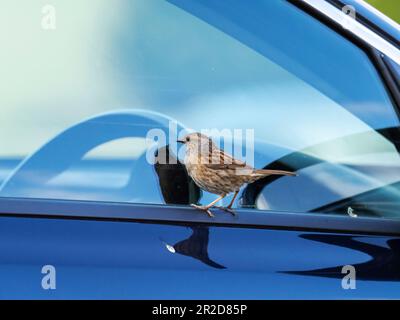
[{"xmin": 1, "ymin": 0, "xmax": 400, "ymax": 299}]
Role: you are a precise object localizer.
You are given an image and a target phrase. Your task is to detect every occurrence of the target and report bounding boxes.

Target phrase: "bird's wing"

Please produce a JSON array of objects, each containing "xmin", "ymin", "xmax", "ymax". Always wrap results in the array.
[{"xmin": 204, "ymin": 149, "xmax": 248, "ymax": 170}]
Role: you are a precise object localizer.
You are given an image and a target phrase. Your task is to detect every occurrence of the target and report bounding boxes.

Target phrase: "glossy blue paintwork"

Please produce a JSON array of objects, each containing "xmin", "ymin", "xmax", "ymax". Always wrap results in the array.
[{"xmin": 0, "ymin": 215, "xmax": 399, "ymax": 299}]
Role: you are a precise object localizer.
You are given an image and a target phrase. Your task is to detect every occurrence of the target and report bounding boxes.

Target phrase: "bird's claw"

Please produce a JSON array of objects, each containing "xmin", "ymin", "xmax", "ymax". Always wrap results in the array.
[
  {"xmin": 215, "ymin": 206, "xmax": 236, "ymax": 216},
  {"xmin": 191, "ymin": 204, "xmax": 215, "ymax": 218}
]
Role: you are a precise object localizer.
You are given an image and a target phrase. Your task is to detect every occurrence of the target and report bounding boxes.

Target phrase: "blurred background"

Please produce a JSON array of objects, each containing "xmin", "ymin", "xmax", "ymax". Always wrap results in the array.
[
  {"xmin": 366, "ymin": 0, "xmax": 400, "ymax": 23},
  {"xmin": 1, "ymin": 0, "xmax": 398, "ymax": 159}
]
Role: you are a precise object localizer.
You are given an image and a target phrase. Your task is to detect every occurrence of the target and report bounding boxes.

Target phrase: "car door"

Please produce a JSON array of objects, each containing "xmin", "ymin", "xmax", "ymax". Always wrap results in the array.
[
  {"xmin": 1, "ymin": 0, "xmax": 400, "ymax": 299},
  {"xmin": 0, "ymin": 199, "xmax": 400, "ymax": 299}
]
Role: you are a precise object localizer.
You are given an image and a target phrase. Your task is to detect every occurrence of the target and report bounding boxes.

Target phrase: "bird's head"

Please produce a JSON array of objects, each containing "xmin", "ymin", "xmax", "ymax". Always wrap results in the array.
[{"xmin": 177, "ymin": 132, "xmax": 216, "ymax": 155}]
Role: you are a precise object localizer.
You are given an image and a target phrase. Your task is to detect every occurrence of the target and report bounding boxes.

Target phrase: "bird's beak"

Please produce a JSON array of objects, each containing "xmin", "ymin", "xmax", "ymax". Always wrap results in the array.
[{"xmin": 177, "ymin": 139, "xmax": 185, "ymax": 144}]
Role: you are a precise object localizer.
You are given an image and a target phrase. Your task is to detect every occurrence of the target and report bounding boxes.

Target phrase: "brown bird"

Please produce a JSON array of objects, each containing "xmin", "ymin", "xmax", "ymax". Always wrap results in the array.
[{"xmin": 178, "ymin": 132, "xmax": 296, "ymax": 217}]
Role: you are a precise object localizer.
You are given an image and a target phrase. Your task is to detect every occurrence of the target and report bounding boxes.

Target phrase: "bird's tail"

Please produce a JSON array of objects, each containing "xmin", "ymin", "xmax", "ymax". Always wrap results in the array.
[{"xmin": 252, "ymin": 169, "xmax": 297, "ymax": 177}]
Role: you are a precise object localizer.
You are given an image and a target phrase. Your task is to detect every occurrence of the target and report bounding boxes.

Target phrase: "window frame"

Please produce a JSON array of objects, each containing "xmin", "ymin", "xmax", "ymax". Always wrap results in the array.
[
  {"xmin": 1, "ymin": 0, "xmax": 400, "ymax": 235},
  {"xmin": 1, "ymin": 196, "xmax": 400, "ymax": 236},
  {"xmin": 325, "ymin": 0, "xmax": 400, "ymax": 49}
]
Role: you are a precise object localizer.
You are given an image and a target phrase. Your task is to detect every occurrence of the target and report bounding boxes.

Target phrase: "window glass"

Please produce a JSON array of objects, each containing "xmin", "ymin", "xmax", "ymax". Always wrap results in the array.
[{"xmin": 1, "ymin": 0, "xmax": 400, "ymax": 218}]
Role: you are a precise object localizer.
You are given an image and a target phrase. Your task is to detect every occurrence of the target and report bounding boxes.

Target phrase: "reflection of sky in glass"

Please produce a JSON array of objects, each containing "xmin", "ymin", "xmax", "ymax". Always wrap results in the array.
[{"xmin": 1, "ymin": 0, "xmax": 398, "ymax": 157}]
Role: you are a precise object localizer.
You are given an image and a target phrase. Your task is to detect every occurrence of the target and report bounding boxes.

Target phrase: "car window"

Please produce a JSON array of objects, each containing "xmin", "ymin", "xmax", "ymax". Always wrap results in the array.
[{"xmin": 1, "ymin": 0, "xmax": 400, "ymax": 219}]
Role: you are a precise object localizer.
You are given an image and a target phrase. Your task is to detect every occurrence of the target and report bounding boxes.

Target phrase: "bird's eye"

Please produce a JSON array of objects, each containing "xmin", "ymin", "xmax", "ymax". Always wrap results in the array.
[{"xmin": 186, "ymin": 137, "xmax": 190, "ymax": 142}]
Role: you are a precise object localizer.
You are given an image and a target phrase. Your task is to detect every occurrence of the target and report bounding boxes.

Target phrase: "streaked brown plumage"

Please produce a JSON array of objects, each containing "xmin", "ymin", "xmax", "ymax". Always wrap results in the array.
[{"xmin": 178, "ymin": 132, "xmax": 296, "ymax": 217}]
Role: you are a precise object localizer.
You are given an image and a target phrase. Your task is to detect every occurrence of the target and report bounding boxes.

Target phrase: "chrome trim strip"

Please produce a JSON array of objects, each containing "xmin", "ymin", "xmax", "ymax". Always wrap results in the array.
[
  {"xmin": 302, "ymin": 0, "xmax": 400, "ymax": 65},
  {"xmin": 354, "ymin": 0, "xmax": 400, "ymax": 32}
]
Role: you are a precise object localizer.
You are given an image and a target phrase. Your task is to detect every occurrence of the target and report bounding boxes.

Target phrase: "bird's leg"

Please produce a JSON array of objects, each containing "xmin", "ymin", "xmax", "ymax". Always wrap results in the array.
[
  {"xmin": 216, "ymin": 191, "xmax": 239, "ymax": 216},
  {"xmin": 227, "ymin": 191, "xmax": 239, "ymax": 209},
  {"xmin": 191, "ymin": 195, "xmax": 226, "ymax": 218}
]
